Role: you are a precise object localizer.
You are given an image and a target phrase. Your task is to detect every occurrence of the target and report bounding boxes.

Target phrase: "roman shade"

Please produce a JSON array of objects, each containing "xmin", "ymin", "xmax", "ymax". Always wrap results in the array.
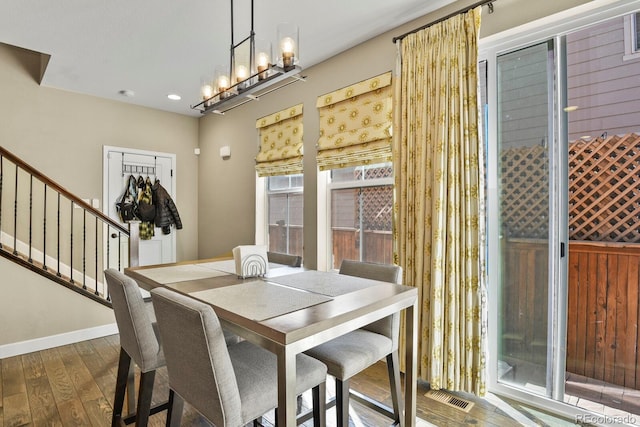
[
  {"xmin": 316, "ymin": 71, "xmax": 393, "ymax": 170},
  {"xmin": 255, "ymin": 103, "xmax": 303, "ymax": 177}
]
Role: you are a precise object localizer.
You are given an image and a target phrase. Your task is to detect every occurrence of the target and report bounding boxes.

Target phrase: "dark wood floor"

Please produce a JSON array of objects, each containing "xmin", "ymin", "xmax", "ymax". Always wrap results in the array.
[{"xmin": 0, "ymin": 334, "xmax": 579, "ymax": 427}]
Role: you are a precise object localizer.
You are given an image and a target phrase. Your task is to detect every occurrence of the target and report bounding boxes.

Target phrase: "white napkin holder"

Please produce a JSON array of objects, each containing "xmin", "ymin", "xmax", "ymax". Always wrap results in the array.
[{"xmin": 232, "ymin": 245, "xmax": 269, "ymax": 278}]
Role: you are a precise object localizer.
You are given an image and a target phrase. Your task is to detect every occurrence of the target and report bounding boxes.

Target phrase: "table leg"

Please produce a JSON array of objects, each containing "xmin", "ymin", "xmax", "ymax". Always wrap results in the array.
[
  {"xmin": 277, "ymin": 347, "xmax": 297, "ymax": 426},
  {"xmin": 404, "ymin": 300, "xmax": 418, "ymax": 427}
]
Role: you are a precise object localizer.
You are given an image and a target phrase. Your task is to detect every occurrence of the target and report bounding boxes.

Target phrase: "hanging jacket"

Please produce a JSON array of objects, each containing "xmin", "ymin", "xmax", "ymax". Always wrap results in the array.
[
  {"xmin": 152, "ymin": 180, "xmax": 182, "ymax": 234},
  {"xmin": 138, "ymin": 177, "xmax": 155, "ymax": 240}
]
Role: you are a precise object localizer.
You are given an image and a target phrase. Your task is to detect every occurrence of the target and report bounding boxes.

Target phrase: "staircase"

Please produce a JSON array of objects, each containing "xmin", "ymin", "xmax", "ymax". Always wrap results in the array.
[{"xmin": 0, "ymin": 146, "xmax": 136, "ymax": 307}]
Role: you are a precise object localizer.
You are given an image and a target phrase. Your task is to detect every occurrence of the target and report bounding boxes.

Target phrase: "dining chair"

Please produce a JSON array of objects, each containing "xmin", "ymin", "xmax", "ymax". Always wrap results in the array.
[
  {"xmin": 150, "ymin": 287, "xmax": 328, "ymax": 427},
  {"xmin": 304, "ymin": 259, "xmax": 403, "ymax": 426},
  {"xmin": 267, "ymin": 251, "xmax": 303, "ymax": 267},
  {"xmin": 104, "ymin": 268, "xmax": 170, "ymax": 427}
]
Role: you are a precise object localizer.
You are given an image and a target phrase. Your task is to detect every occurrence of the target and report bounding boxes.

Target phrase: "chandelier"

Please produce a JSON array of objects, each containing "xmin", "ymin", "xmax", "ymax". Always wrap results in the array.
[{"xmin": 191, "ymin": 0, "xmax": 305, "ymax": 115}]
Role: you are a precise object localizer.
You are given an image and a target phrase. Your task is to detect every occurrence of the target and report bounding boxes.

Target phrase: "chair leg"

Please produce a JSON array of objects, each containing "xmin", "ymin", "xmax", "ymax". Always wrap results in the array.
[
  {"xmin": 165, "ymin": 389, "xmax": 184, "ymax": 427},
  {"xmin": 335, "ymin": 378, "xmax": 350, "ymax": 427},
  {"xmin": 127, "ymin": 364, "xmax": 136, "ymax": 415},
  {"xmin": 135, "ymin": 370, "xmax": 156, "ymax": 427},
  {"xmin": 112, "ymin": 348, "xmax": 132, "ymax": 427},
  {"xmin": 312, "ymin": 382, "xmax": 326, "ymax": 427},
  {"xmin": 387, "ymin": 351, "xmax": 404, "ymax": 426}
]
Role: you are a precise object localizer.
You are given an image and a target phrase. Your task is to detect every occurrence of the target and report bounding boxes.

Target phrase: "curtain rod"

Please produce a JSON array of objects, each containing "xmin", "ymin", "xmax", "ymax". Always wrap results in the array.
[{"xmin": 392, "ymin": 0, "xmax": 495, "ymax": 43}]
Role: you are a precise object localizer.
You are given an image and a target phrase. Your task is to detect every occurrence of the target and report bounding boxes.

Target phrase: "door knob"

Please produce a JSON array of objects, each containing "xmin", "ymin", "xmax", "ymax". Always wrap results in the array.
[{"xmin": 111, "ymin": 233, "xmax": 118, "ymax": 238}]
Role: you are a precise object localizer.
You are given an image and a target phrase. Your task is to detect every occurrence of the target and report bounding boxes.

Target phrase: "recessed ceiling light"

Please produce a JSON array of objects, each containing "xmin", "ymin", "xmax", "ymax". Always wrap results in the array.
[
  {"xmin": 167, "ymin": 94, "xmax": 181, "ymax": 101},
  {"xmin": 118, "ymin": 89, "xmax": 135, "ymax": 97}
]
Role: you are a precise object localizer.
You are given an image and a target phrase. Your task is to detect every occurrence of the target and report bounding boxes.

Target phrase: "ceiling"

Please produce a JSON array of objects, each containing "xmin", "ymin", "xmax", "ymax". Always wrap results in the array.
[{"xmin": 0, "ymin": 0, "xmax": 457, "ymax": 117}]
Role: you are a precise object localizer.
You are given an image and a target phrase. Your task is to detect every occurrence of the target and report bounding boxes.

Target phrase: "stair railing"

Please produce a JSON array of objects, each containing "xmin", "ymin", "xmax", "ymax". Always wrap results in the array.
[{"xmin": 0, "ymin": 146, "xmax": 138, "ymax": 306}]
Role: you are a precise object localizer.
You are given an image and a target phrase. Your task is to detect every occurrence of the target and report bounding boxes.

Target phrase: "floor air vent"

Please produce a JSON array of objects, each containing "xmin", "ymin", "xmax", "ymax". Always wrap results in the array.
[{"xmin": 424, "ymin": 390, "xmax": 474, "ymax": 412}]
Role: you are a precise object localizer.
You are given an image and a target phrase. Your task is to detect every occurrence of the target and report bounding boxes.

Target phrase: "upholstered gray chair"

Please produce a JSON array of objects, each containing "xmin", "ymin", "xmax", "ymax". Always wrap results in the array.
[
  {"xmin": 267, "ymin": 251, "xmax": 303, "ymax": 267},
  {"xmin": 104, "ymin": 268, "xmax": 169, "ymax": 427},
  {"xmin": 304, "ymin": 259, "xmax": 403, "ymax": 426},
  {"xmin": 150, "ymin": 287, "xmax": 328, "ymax": 427}
]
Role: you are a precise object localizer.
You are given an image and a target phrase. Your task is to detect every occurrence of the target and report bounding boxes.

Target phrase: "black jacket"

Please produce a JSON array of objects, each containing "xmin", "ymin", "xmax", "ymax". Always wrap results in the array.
[{"xmin": 152, "ymin": 181, "xmax": 182, "ymax": 234}]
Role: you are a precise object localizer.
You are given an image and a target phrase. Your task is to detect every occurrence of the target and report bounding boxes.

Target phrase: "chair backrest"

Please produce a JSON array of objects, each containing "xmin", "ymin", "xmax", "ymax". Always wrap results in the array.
[
  {"xmin": 267, "ymin": 251, "xmax": 302, "ymax": 267},
  {"xmin": 151, "ymin": 287, "xmax": 242, "ymax": 427},
  {"xmin": 104, "ymin": 268, "xmax": 163, "ymax": 372},
  {"xmin": 339, "ymin": 260, "xmax": 403, "ymax": 348}
]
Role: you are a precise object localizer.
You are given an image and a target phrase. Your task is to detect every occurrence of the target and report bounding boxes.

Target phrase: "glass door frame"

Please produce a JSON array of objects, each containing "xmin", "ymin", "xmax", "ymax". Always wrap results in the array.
[{"xmin": 481, "ymin": 0, "xmax": 640, "ymax": 420}]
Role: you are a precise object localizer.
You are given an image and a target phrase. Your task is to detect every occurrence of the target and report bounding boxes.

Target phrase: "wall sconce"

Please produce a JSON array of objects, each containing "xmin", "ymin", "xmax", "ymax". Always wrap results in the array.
[{"xmin": 220, "ymin": 146, "xmax": 231, "ymax": 159}]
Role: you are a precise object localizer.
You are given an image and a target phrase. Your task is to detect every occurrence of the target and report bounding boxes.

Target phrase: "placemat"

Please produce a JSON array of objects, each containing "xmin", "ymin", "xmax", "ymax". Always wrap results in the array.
[
  {"xmin": 199, "ymin": 260, "xmax": 237, "ymax": 274},
  {"xmin": 267, "ymin": 270, "xmax": 380, "ymax": 297},
  {"xmin": 136, "ymin": 264, "xmax": 228, "ymax": 284},
  {"xmin": 200, "ymin": 260, "xmax": 301, "ymax": 276},
  {"xmin": 189, "ymin": 281, "xmax": 332, "ymax": 321}
]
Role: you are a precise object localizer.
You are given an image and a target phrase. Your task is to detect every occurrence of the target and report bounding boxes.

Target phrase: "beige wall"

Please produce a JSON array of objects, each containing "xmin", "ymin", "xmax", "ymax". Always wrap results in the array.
[
  {"xmin": 196, "ymin": 0, "xmax": 592, "ymax": 268},
  {"xmin": 0, "ymin": 42, "xmax": 200, "ymax": 347},
  {"xmin": 0, "ymin": 256, "xmax": 115, "ymax": 347},
  {"xmin": 0, "ymin": 43, "xmax": 200, "ymax": 262}
]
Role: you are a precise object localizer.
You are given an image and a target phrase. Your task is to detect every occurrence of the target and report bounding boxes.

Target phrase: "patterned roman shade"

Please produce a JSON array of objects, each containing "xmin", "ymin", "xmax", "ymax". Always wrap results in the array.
[
  {"xmin": 316, "ymin": 72, "xmax": 393, "ymax": 170},
  {"xmin": 255, "ymin": 103, "xmax": 303, "ymax": 177}
]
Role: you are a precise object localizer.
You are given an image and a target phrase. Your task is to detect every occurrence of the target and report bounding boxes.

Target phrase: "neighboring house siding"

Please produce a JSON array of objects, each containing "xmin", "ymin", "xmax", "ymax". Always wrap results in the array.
[
  {"xmin": 498, "ymin": 42, "xmax": 550, "ymax": 150},
  {"xmin": 567, "ymin": 16, "xmax": 640, "ymax": 140}
]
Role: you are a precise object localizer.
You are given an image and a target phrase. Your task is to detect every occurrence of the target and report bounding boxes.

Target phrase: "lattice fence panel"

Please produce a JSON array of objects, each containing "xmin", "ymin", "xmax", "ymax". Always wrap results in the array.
[
  {"xmin": 500, "ymin": 145, "xmax": 549, "ymax": 239},
  {"xmin": 355, "ymin": 165, "xmax": 393, "ymax": 231},
  {"xmin": 569, "ymin": 133, "xmax": 640, "ymax": 242},
  {"xmin": 500, "ymin": 133, "xmax": 640, "ymax": 243}
]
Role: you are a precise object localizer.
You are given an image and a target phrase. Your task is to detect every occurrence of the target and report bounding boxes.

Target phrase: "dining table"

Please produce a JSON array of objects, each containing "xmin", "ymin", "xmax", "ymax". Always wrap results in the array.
[{"xmin": 124, "ymin": 257, "xmax": 418, "ymax": 427}]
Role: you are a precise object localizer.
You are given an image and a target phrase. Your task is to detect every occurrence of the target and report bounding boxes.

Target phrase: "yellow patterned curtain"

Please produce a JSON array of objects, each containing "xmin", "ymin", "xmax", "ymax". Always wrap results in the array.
[
  {"xmin": 316, "ymin": 72, "xmax": 393, "ymax": 170},
  {"xmin": 393, "ymin": 7, "xmax": 487, "ymax": 395},
  {"xmin": 255, "ymin": 103, "xmax": 303, "ymax": 177}
]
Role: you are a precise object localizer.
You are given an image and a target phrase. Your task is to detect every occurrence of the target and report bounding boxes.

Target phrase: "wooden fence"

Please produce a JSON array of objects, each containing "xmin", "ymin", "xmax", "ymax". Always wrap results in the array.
[
  {"xmin": 268, "ymin": 225, "xmax": 393, "ymax": 269},
  {"xmin": 500, "ymin": 239, "xmax": 549, "ymax": 364},
  {"xmin": 332, "ymin": 228, "xmax": 393, "ymax": 269},
  {"xmin": 502, "ymin": 239, "xmax": 640, "ymax": 389},
  {"xmin": 268, "ymin": 225, "xmax": 303, "ymax": 257},
  {"xmin": 567, "ymin": 242, "xmax": 640, "ymax": 389}
]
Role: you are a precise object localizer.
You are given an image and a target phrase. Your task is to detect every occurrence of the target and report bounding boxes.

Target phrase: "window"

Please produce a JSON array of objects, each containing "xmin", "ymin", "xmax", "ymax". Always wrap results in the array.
[
  {"xmin": 327, "ymin": 163, "xmax": 393, "ymax": 270},
  {"xmin": 623, "ymin": 11, "xmax": 640, "ymax": 60},
  {"xmin": 266, "ymin": 174, "xmax": 303, "ymax": 257},
  {"xmin": 255, "ymin": 104, "xmax": 304, "ymax": 257},
  {"xmin": 316, "ymin": 72, "xmax": 394, "ymax": 270}
]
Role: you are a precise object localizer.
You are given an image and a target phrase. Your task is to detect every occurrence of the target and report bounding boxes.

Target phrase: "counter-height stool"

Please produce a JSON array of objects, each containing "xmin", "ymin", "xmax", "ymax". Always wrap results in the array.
[
  {"xmin": 304, "ymin": 260, "xmax": 403, "ymax": 426},
  {"xmin": 104, "ymin": 268, "xmax": 169, "ymax": 427},
  {"xmin": 151, "ymin": 287, "xmax": 327, "ymax": 427}
]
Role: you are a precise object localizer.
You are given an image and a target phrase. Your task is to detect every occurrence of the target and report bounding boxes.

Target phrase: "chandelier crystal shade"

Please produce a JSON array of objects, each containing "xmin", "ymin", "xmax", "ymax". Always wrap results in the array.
[{"xmin": 191, "ymin": 0, "xmax": 305, "ymax": 115}]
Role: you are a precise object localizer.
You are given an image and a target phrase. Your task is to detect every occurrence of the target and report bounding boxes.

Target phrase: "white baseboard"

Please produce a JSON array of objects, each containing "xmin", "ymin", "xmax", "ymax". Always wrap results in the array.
[{"xmin": 0, "ymin": 323, "xmax": 118, "ymax": 359}]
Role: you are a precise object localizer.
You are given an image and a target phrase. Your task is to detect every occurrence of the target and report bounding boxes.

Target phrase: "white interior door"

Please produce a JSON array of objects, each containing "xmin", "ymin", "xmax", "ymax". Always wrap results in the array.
[{"xmin": 103, "ymin": 146, "xmax": 177, "ymax": 268}]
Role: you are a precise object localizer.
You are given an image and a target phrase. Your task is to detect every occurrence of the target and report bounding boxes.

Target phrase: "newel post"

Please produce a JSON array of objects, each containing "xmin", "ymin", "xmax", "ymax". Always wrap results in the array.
[{"xmin": 128, "ymin": 220, "xmax": 141, "ymax": 267}]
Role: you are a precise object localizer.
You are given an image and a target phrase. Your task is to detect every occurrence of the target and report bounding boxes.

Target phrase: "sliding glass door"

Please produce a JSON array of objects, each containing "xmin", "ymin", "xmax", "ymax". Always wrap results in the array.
[
  {"xmin": 486, "ymin": 4, "xmax": 640, "ymax": 422},
  {"xmin": 495, "ymin": 39, "xmax": 567, "ymax": 397}
]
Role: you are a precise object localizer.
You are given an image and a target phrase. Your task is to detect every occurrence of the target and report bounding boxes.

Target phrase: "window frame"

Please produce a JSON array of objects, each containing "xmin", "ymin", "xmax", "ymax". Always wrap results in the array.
[
  {"xmin": 255, "ymin": 174, "xmax": 303, "ymax": 254},
  {"xmin": 318, "ymin": 164, "xmax": 393, "ymax": 271}
]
